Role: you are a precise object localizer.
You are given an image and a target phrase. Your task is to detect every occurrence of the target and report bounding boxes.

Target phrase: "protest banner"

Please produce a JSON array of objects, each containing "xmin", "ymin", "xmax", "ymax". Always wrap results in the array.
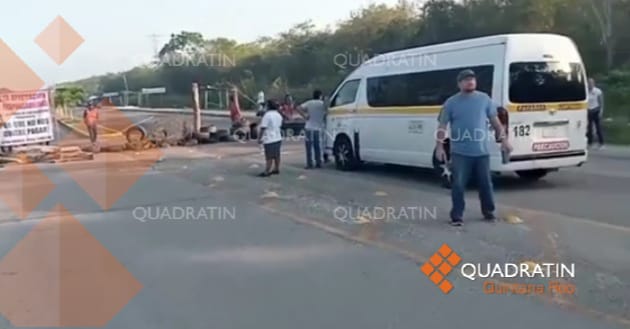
[{"xmin": 0, "ymin": 90, "xmax": 55, "ymax": 147}]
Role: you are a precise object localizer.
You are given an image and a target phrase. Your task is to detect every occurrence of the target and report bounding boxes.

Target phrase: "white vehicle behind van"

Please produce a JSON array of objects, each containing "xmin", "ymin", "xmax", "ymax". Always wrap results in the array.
[{"xmin": 325, "ymin": 33, "xmax": 589, "ymax": 186}]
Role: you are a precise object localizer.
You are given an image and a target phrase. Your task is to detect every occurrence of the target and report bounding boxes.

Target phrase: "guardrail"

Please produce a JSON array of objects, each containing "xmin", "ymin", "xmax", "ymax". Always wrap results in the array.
[{"xmin": 114, "ymin": 106, "xmax": 258, "ymax": 119}]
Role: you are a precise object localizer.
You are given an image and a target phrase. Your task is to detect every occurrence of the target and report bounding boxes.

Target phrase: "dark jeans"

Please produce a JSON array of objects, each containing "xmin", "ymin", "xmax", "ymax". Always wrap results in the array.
[
  {"xmin": 450, "ymin": 153, "xmax": 495, "ymax": 221},
  {"xmin": 587, "ymin": 108, "xmax": 604, "ymax": 146},
  {"xmin": 305, "ymin": 129, "xmax": 321, "ymax": 167},
  {"xmin": 87, "ymin": 124, "xmax": 98, "ymax": 143}
]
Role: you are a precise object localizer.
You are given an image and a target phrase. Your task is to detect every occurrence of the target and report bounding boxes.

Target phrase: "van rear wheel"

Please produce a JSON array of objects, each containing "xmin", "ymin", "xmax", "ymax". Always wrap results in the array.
[{"xmin": 516, "ymin": 169, "xmax": 548, "ymax": 181}]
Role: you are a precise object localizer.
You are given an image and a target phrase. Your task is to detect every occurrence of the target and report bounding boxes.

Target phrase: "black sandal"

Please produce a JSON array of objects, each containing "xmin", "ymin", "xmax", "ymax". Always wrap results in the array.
[{"xmin": 258, "ymin": 172, "xmax": 271, "ymax": 177}]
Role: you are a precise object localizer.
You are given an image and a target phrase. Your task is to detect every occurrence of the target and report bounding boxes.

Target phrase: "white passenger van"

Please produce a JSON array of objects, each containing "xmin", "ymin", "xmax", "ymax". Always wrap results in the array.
[{"xmin": 325, "ymin": 33, "xmax": 588, "ymax": 185}]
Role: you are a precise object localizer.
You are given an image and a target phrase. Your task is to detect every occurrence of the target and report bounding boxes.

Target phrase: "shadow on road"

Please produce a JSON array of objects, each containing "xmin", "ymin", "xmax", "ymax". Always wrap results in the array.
[{"xmin": 341, "ymin": 162, "xmax": 568, "ymax": 192}]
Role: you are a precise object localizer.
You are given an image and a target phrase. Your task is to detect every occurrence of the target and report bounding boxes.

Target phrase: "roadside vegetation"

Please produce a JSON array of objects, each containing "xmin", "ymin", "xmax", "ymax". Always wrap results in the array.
[{"xmin": 64, "ymin": 0, "xmax": 630, "ymax": 143}]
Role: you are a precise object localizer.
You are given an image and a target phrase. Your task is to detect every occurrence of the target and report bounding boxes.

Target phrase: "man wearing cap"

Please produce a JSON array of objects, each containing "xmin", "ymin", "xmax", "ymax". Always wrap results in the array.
[
  {"xmin": 83, "ymin": 102, "xmax": 100, "ymax": 148},
  {"xmin": 435, "ymin": 69, "xmax": 513, "ymax": 226}
]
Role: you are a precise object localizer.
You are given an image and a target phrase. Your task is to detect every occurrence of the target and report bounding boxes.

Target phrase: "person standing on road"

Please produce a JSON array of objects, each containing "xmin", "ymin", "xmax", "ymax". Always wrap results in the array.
[
  {"xmin": 587, "ymin": 78, "xmax": 605, "ymax": 149},
  {"xmin": 296, "ymin": 90, "xmax": 327, "ymax": 169},
  {"xmin": 83, "ymin": 102, "xmax": 99, "ymax": 147},
  {"xmin": 280, "ymin": 94, "xmax": 295, "ymax": 121},
  {"xmin": 257, "ymin": 100, "xmax": 283, "ymax": 177},
  {"xmin": 229, "ymin": 95, "xmax": 243, "ymax": 127},
  {"xmin": 436, "ymin": 69, "xmax": 512, "ymax": 227}
]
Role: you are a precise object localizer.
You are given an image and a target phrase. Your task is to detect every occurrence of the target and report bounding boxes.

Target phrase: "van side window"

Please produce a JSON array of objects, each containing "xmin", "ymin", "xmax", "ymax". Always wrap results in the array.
[
  {"xmin": 331, "ymin": 80, "xmax": 360, "ymax": 108},
  {"xmin": 366, "ymin": 65, "xmax": 494, "ymax": 107}
]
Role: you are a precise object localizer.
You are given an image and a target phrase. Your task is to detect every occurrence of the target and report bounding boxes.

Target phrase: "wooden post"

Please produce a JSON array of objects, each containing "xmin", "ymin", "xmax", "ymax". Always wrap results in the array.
[
  {"xmin": 49, "ymin": 88, "xmax": 59, "ymax": 143},
  {"xmin": 225, "ymin": 89, "xmax": 230, "ymax": 111},
  {"xmin": 192, "ymin": 82, "xmax": 201, "ymax": 135},
  {"xmin": 233, "ymin": 87, "xmax": 240, "ymax": 111}
]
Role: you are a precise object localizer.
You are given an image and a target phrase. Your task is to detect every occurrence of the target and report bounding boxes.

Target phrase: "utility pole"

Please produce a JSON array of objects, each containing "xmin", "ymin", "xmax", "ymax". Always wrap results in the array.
[{"xmin": 122, "ymin": 74, "xmax": 130, "ymax": 106}]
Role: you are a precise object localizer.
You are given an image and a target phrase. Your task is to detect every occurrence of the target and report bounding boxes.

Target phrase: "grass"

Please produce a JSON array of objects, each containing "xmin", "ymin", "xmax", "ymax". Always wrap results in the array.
[{"xmin": 603, "ymin": 119, "xmax": 630, "ymax": 145}]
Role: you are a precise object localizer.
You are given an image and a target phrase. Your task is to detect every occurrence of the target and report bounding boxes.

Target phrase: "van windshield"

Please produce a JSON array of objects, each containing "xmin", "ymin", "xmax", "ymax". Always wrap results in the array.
[{"xmin": 509, "ymin": 62, "xmax": 586, "ymax": 103}]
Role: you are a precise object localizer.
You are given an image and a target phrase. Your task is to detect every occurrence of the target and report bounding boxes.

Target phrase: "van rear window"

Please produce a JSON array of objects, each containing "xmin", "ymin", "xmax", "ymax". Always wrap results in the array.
[{"xmin": 509, "ymin": 62, "xmax": 586, "ymax": 103}]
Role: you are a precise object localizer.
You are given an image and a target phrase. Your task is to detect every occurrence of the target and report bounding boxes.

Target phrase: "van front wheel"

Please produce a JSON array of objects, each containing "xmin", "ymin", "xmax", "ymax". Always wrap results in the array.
[{"xmin": 333, "ymin": 136, "xmax": 359, "ymax": 171}]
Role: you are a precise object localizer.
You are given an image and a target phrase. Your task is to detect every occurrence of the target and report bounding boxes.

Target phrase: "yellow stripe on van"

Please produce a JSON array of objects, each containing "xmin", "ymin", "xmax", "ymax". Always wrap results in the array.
[
  {"xmin": 506, "ymin": 101, "xmax": 587, "ymax": 112},
  {"xmin": 328, "ymin": 101, "xmax": 587, "ymax": 117},
  {"xmin": 329, "ymin": 106, "xmax": 441, "ymax": 116}
]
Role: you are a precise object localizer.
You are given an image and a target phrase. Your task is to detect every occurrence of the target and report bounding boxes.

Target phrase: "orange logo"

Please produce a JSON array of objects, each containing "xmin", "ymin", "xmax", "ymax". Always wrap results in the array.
[
  {"xmin": 420, "ymin": 244, "xmax": 461, "ymax": 294},
  {"xmin": 0, "ymin": 16, "xmax": 145, "ymax": 327}
]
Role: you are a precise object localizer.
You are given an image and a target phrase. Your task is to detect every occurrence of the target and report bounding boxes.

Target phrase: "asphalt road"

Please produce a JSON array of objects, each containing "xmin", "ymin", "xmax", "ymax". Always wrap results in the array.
[{"xmin": 0, "ymin": 112, "xmax": 628, "ymax": 328}]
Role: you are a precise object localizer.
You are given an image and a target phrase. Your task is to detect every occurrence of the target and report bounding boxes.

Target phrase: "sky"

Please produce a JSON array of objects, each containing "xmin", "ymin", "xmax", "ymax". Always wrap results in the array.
[{"xmin": 0, "ymin": 0, "xmax": 400, "ymax": 86}]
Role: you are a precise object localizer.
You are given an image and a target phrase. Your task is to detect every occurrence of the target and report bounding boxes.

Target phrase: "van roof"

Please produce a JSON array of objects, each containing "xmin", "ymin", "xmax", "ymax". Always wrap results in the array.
[{"xmin": 363, "ymin": 33, "xmax": 571, "ymax": 66}]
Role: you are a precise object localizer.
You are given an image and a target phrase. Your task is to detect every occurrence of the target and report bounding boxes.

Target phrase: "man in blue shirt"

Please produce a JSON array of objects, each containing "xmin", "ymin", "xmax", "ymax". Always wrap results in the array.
[{"xmin": 436, "ymin": 69, "xmax": 512, "ymax": 226}]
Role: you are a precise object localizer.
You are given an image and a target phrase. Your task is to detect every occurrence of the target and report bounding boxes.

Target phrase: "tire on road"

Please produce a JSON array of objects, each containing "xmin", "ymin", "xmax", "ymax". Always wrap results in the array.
[
  {"xmin": 249, "ymin": 123, "xmax": 259, "ymax": 140},
  {"xmin": 333, "ymin": 134, "xmax": 360, "ymax": 171},
  {"xmin": 125, "ymin": 125, "xmax": 147, "ymax": 143}
]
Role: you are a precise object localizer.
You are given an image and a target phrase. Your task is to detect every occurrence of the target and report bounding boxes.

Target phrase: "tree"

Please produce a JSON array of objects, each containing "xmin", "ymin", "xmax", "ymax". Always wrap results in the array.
[
  {"xmin": 54, "ymin": 86, "xmax": 85, "ymax": 119},
  {"xmin": 69, "ymin": 0, "xmax": 630, "ymax": 112}
]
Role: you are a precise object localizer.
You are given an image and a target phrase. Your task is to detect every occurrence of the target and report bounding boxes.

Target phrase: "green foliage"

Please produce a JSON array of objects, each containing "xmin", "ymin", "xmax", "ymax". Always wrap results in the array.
[
  {"xmin": 71, "ymin": 0, "xmax": 630, "ymax": 109},
  {"xmin": 54, "ymin": 86, "xmax": 85, "ymax": 108}
]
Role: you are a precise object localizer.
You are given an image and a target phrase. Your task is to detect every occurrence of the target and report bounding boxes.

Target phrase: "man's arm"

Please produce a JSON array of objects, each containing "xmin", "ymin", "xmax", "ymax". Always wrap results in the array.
[
  {"xmin": 489, "ymin": 116, "xmax": 506, "ymax": 140},
  {"xmin": 485, "ymin": 98, "xmax": 504, "ymax": 139},
  {"xmin": 487, "ymin": 100, "xmax": 512, "ymax": 152},
  {"xmin": 294, "ymin": 104, "xmax": 308, "ymax": 119},
  {"xmin": 435, "ymin": 104, "xmax": 450, "ymax": 149}
]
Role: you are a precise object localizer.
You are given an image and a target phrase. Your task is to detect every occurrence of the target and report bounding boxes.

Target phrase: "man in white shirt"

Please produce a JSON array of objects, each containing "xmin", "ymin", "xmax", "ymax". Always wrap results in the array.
[
  {"xmin": 296, "ymin": 90, "xmax": 327, "ymax": 169},
  {"xmin": 257, "ymin": 100, "xmax": 283, "ymax": 177},
  {"xmin": 587, "ymin": 78, "xmax": 605, "ymax": 148}
]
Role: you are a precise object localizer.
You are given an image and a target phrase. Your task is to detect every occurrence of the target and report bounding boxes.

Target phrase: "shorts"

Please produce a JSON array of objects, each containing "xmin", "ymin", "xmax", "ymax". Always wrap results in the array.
[{"xmin": 264, "ymin": 141, "xmax": 282, "ymax": 160}]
